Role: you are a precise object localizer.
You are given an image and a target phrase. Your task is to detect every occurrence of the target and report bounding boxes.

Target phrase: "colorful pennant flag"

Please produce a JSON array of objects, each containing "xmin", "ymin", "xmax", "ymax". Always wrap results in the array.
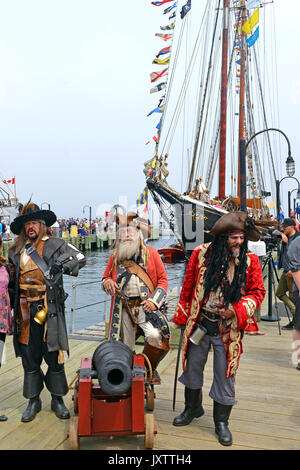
[
  {"xmin": 155, "ymin": 33, "xmax": 172, "ymax": 41},
  {"xmin": 164, "ymin": 2, "xmax": 176, "ymax": 14},
  {"xmin": 156, "ymin": 118, "xmax": 162, "ymax": 130},
  {"xmin": 151, "ymin": 0, "xmax": 174, "ymax": 5},
  {"xmin": 145, "ymin": 136, "xmax": 158, "ymax": 145},
  {"xmin": 180, "ymin": 0, "xmax": 191, "ymax": 19},
  {"xmin": 246, "ymin": 26, "xmax": 259, "ymax": 47},
  {"xmin": 147, "ymin": 105, "xmax": 164, "ymax": 117},
  {"xmin": 150, "ymin": 68, "xmax": 168, "ymax": 83},
  {"xmin": 156, "ymin": 45, "xmax": 171, "ymax": 57},
  {"xmin": 152, "ymin": 56, "xmax": 170, "ymax": 65},
  {"xmin": 160, "ymin": 21, "xmax": 175, "ymax": 31},
  {"xmin": 242, "ymin": 8, "xmax": 259, "ymax": 35},
  {"xmin": 150, "ymin": 82, "xmax": 167, "ymax": 94},
  {"xmin": 136, "ymin": 186, "xmax": 148, "ymax": 206}
]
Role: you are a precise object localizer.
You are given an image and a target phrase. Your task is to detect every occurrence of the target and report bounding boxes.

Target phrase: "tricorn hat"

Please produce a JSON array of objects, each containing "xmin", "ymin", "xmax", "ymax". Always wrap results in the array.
[
  {"xmin": 10, "ymin": 201, "xmax": 57, "ymax": 235},
  {"xmin": 209, "ymin": 211, "xmax": 261, "ymax": 242},
  {"xmin": 115, "ymin": 211, "xmax": 152, "ymax": 239}
]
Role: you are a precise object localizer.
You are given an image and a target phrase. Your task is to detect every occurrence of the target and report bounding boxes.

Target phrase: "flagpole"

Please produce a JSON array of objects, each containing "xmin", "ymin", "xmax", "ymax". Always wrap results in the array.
[{"xmin": 238, "ymin": 0, "xmax": 247, "ymax": 196}]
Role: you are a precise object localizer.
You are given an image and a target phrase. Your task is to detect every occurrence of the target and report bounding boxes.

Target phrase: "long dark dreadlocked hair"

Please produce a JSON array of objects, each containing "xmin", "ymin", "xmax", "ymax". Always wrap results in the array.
[{"xmin": 203, "ymin": 234, "xmax": 248, "ymax": 308}]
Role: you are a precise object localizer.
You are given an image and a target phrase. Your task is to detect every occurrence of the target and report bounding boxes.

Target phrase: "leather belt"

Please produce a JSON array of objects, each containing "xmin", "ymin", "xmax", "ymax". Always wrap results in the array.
[
  {"xmin": 127, "ymin": 297, "xmax": 142, "ymax": 308},
  {"xmin": 20, "ymin": 286, "xmax": 46, "ymax": 303},
  {"xmin": 200, "ymin": 309, "xmax": 220, "ymax": 322}
]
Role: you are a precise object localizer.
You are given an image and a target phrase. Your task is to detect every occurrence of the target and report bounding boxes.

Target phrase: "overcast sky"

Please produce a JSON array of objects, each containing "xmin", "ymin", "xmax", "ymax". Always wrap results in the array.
[{"xmin": 0, "ymin": 0, "xmax": 298, "ymax": 220}]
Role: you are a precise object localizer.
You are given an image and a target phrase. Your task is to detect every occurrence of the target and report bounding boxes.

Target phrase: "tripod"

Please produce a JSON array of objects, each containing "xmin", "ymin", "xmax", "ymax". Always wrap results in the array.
[{"xmin": 260, "ymin": 250, "xmax": 283, "ymax": 335}]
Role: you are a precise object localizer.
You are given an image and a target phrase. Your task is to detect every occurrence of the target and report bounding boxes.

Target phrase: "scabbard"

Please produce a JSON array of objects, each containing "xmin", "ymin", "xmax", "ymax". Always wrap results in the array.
[{"xmin": 19, "ymin": 295, "xmax": 30, "ymax": 325}]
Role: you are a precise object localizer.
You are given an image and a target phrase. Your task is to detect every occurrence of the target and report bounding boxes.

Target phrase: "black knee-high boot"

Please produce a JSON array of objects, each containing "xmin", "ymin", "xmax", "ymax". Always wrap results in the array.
[
  {"xmin": 173, "ymin": 387, "xmax": 204, "ymax": 426},
  {"xmin": 213, "ymin": 401, "xmax": 233, "ymax": 446}
]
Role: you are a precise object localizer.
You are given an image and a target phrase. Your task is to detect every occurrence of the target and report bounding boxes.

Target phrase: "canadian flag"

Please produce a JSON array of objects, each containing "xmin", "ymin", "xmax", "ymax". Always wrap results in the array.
[{"xmin": 3, "ymin": 178, "xmax": 15, "ymax": 184}]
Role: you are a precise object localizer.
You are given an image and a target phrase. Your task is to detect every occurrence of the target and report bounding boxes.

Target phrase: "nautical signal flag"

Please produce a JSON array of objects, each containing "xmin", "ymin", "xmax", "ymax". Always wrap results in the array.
[
  {"xmin": 150, "ymin": 68, "xmax": 168, "ymax": 83},
  {"xmin": 151, "ymin": 0, "xmax": 174, "ymax": 6},
  {"xmin": 152, "ymin": 56, "xmax": 170, "ymax": 65},
  {"xmin": 156, "ymin": 45, "xmax": 171, "ymax": 58},
  {"xmin": 242, "ymin": 8, "xmax": 259, "ymax": 35},
  {"xmin": 164, "ymin": 2, "xmax": 176, "ymax": 14},
  {"xmin": 180, "ymin": 0, "xmax": 191, "ymax": 19},
  {"xmin": 3, "ymin": 178, "xmax": 15, "ymax": 184},
  {"xmin": 160, "ymin": 21, "xmax": 175, "ymax": 31},
  {"xmin": 136, "ymin": 186, "xmax": 148, "ymax": 206},
  {"xmin": 246, "ymin": 26, "xmax": 259, "ymax": 47},
  {"xmin": 155, "ymin": 33, "xmax": 172, "ymax": 41},
  {"xmin": 150, "ymin": 82, "xmax": 167, "ymax": 94},
  {"xmin": 147, "ymin": 105, "xmax": 164, "ymax": 117}
]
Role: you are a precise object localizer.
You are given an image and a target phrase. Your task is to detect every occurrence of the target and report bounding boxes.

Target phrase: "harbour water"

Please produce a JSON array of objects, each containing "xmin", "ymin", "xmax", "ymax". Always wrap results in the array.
[{"xmin": 63, "ymin": 237, "xmax": 187, "ymax": 333}]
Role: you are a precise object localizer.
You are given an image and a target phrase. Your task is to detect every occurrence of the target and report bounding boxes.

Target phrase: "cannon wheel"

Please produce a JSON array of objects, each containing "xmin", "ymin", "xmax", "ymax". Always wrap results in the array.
[
  {"xmin": 69, "ymin": 416, "xmax": 80, "ymax": 450},
  {"xmin": 144, "ymin": 413, "xmax": 155, "ymax": 449},
  {"xmin": 73, "ymin": 387, "xmax": 79, "ymax": 414},
  {"xmin": 146, "ymin": 384, "xmax": 155, "ymax": 411}
]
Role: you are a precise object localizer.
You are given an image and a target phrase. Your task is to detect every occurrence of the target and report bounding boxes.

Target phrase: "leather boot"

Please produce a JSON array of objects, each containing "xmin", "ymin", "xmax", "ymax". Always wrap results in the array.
[
  {"xmin": 51, "ymin": 395, "xmax": 70, "ymax": 419},
  {"xmin": 173, "ymin": 387, "xmax": 204, "ymax": 426},
  {"xmin": 21, "ymin": 396, "xmax": 42, "ymax": 422},
  {"xmin": 213, "ymin": 401, "xmax": 233, "ymax": 446},
  {"xmin": 143, "ymin": 341, "xmax": 169, "ymax": 385}
]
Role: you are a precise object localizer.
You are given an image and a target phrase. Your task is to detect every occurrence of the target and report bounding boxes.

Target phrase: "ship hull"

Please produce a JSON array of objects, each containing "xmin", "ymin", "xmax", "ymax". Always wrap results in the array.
[{"xmin": 147, "ymin": 178, "xmax": 226, "ymax": 258}]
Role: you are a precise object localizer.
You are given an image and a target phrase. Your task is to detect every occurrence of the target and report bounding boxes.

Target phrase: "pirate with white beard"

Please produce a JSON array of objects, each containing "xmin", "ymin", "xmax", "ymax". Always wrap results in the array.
[{"xmin": 102, "ymin": 212, "xmax": 170, "ymax": 384}]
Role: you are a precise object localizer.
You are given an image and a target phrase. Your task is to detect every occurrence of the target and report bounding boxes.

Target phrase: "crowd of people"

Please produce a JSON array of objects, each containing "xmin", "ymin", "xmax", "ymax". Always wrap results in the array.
[{"xmin": 53, "ymin": 217, "xmax": 116, "ymax": 238}]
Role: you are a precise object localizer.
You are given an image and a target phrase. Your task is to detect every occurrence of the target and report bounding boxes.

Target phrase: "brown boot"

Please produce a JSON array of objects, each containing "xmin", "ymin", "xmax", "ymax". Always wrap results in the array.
[{"xmin": 142, "ymin": 341, "xmax": 169, "ymax": 384}]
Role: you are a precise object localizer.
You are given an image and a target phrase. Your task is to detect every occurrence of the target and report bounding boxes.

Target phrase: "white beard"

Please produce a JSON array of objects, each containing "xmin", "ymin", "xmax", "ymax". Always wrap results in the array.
[{"xmin": 117, "ymin": 238, "xmax": 140, "ymax": 263}]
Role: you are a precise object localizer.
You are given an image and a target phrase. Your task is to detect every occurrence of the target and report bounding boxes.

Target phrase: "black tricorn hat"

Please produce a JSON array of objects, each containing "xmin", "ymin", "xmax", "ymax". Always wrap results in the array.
[{"xmin": 10, "ymin": 201, "xmax": 57, "ymax": 235}]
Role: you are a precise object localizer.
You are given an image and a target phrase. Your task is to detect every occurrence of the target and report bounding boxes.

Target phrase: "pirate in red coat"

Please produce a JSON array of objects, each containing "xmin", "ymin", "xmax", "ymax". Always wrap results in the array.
[
  {"xmin": 172, "ymin": 212, "xmax": 266, "ymax": 446},
  {"xmin": 102, "ymin": 212, "xmax": 170, "ymax": 384}
]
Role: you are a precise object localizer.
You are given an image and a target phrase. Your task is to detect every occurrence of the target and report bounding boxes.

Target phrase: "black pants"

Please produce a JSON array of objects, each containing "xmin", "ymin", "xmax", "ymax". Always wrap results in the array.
[
  {"xmin": 19, "ymin": 304, "xmax": 63, "ymax": 374},
  {"xmin": 19, "ymin": 302, "xmax": 68, "ymax": 398}
]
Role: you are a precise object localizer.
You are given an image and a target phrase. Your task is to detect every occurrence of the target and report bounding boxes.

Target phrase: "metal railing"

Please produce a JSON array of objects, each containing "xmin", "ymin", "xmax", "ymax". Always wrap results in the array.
[{"xmin": 69, "ymin": 276, "xmax": 182, "ymax": 335}]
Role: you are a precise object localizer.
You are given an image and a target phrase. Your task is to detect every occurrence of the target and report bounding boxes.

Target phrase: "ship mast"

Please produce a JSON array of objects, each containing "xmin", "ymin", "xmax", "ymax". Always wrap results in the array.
[
  {"xmin": 238, "ymin": 0, "xmax": 247, "ymax": 197},
  {"xmin": 218, "ymin": 0, "xmax": 230, "ymax": 199}
]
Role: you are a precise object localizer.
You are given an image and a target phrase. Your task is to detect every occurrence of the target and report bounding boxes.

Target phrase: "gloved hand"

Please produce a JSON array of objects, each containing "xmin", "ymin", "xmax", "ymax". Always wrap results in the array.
[{"xmin": 50, "ymin": 261, "xmax": 63, "ymax": 277}]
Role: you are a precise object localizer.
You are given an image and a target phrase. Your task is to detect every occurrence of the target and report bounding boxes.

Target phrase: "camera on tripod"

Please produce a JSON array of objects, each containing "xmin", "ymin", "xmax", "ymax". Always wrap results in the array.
[{"xmin": 263, "ymin": 228, "xmax": 282, "ymax": 252}]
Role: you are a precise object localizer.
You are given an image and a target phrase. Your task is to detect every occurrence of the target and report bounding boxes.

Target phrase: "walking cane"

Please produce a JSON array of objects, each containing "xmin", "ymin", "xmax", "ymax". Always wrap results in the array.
[{"xmin": 172, "ymin": 327, "xmax": 184, "ymax": 411}]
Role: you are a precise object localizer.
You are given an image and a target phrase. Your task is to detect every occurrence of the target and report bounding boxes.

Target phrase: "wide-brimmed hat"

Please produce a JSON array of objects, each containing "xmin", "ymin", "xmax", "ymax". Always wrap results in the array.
[
  {"xmin": 209, "ymin": 211, "xmax": 261, "ymax": 242},
  {"xmin": 10, "ymin": 201, "xmax": 57, "ymax": 235},
  {"xmin": 115, "ymin": 212, "xmax": 152, "ymax": 239}
]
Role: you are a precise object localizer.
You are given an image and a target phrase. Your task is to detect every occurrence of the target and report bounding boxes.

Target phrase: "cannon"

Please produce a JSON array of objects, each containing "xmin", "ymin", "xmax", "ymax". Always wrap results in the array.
[
  {"xmin": 68, "ymin": 340, "xmax": 157, "ymax": 450},
  {"xmin": 92, "ymin": 340, "xmax": 133, "ymax": 395}
]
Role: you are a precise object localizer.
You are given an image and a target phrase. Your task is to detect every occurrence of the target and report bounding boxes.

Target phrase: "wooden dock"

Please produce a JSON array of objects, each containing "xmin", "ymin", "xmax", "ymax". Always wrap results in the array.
[{"xmin": 0, "ymin": 314, "xmax": 299, "ymax": 451}]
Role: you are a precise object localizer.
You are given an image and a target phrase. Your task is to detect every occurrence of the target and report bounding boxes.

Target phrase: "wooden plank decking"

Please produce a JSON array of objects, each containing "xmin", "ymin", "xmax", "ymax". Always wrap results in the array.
[{"xmin": 0, "ymin": 313, "xmax": 299, "ymax": 451}]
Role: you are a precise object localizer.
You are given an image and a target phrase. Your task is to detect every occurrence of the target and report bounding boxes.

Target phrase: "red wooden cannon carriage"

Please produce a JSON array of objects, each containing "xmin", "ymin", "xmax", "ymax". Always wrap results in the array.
[{"xmin": 68, "ymin": 341, "xmax": 157, "ymax": 450}]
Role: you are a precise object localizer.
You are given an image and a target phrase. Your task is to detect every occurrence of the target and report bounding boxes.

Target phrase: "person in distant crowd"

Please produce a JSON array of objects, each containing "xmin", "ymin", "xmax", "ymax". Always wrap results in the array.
[
  {"xmin": 102, "ymin": 212, "xmax": 170, "ymax": 384},
  {"xmin": 0, "ymin": 234, "xmax": 13, "ymax": 421},
  {"xmin": 287, "ymin": 231, "xmax": 300, "ymax": 370},
  {"xmin": 8, "ymin": 201, "xmax": 86, "ymax": 423},
  {"xmin": 289, "ymin": 211, "xmax": 300, "ymax": 232},
  {"xmin": 275, "ymin": 218, "xmax": 300, "ymax": 330},
  {"xmin": 172, "ymin": 212, "xmax": 266, "ymax": 446}
]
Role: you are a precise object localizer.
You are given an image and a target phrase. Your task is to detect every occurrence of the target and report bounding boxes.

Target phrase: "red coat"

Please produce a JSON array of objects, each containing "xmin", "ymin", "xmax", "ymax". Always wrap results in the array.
[
  {"xmin": 102, "ymin": 246, "xmax": 168, "ymax": 335},
  {"xmin": 173, "ymin": 243, "xmax": 266, "ymax": 377}
]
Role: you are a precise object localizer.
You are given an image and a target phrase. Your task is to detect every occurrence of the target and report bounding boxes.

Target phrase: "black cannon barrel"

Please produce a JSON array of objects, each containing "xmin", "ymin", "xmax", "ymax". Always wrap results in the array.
[{"xmin": 92, "ymin": 340, "xmax": 134, "ymax": 395}]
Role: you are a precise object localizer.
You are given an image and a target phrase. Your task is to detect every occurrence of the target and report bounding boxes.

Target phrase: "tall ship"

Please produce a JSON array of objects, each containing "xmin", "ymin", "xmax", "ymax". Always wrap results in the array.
[{"xmin": 142, "ymin": 0, "xmax": 281, "ymax": 258}]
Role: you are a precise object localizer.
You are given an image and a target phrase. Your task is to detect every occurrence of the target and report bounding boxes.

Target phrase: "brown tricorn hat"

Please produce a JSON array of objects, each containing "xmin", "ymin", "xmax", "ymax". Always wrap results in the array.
[
  {"xmin": 115, "ymin": 212, "xmax": 152, "ymax": 239},
  {"xmin": 209, "ymin": 211, "xmax": 261, "ymax": 242}
]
